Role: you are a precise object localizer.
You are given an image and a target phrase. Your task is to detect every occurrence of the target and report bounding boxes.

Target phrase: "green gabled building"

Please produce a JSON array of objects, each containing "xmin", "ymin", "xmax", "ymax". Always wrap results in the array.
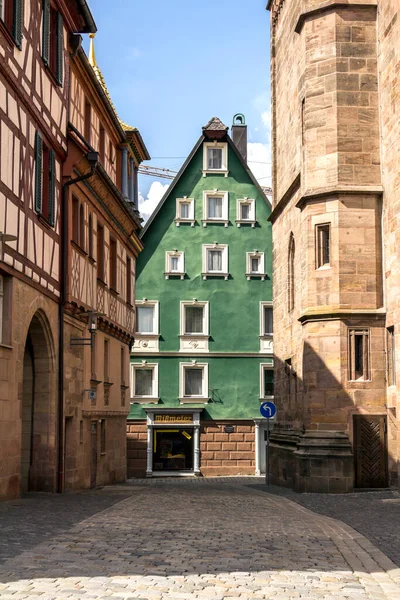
[{"xmin": 127, "ymin": 115, "xmax": 273, "ymax": 478}]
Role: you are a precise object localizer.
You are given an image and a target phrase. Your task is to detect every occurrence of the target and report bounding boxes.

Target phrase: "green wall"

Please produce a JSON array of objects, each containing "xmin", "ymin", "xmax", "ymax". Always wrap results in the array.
[{"xmin": 130, "ymin": 140, "xmax": 273, "ymax": 421}]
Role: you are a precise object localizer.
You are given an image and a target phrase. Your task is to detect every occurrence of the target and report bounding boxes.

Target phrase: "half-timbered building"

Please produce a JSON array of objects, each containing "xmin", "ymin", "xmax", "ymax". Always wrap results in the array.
[
  {"xmin": 0, "ymin": 0, "xmax": 96, "ymax": 500},
  {"xmin": 62, "ymin": 35, "xmax": 149, "ymax": 491}
]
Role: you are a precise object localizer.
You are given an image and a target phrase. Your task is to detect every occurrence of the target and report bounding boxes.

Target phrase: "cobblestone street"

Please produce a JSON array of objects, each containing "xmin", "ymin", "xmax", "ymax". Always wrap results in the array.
[{"xmin": 1, "ymin": 479, "xmax": 400, "ymax": 600}]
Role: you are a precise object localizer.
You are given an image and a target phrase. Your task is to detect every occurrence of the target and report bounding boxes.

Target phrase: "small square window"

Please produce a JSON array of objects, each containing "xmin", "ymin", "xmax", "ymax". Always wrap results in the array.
[
  {"xmin": 175, "ymin": 198, "xmax": 195, "ymax": 226},
  {"xmin": 236, "ymin": 199, "xmax": 256, "ymax": 227},
  {"xmin": 131, "ymin": 363, "xmax": 159, "ymax": 402},
  {"xmin": 179, "ymin": 362, "xmax": 209, "ymax": 402},
  {"xmin": 203, "ymin": 142, "xmax": 228, "ymax": 176},
  {"xmin": 202, "ymin": 244, "xmax": 229, "ymax": 279},
  {"xmin": 165, "ymin": 251, "xmax": 185, "ymax": 279},
  {"xmin": 246, "ymin": 252, "xmax": 266, "ymax": 280},
  {"xmin": 136, "ymin": 301, "xmax": 159, "ymax": 335}
]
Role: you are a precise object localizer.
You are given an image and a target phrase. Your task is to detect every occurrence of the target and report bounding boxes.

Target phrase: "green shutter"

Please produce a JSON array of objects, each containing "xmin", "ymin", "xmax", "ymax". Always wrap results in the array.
[
  {"xmin": 42, "ymin": 0, "xmax": 50, "ymax": 66},
  {"xmin": 56, "ymin": 12, "xmax": 63, "ymax": 85},
  {"xmin": 13, "ymin": 0, "xmax": 23, "ymax": 50},
  {"xmin": 34, "ymin": 131, "xmax": 43, "ymax": 214},
  {"xmin": 48, "ymin": 150, "xmax": 56, "ymax": 227}
]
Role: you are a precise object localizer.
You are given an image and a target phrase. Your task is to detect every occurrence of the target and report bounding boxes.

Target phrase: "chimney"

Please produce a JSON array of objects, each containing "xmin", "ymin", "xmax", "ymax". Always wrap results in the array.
[{"xmin": 231, "ymin": 114, "xmax": 247, "ymax": 163}]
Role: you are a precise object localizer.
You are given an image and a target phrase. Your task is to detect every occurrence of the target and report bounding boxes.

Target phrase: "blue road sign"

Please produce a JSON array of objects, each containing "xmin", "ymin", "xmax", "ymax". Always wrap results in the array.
[{"xmin": 260, "ymin": 401, "xmax": 277, "ymax": 419}]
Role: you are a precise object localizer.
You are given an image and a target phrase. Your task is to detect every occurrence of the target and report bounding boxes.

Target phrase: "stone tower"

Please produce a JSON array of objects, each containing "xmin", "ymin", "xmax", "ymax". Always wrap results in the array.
[{"xmin": 267, "ymin": 0, "xmax": 399, "ymax": 492}]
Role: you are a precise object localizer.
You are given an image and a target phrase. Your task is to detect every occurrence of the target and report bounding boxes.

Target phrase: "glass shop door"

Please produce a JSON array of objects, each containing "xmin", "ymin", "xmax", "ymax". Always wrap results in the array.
[{"xmin": 153, "ymin": 428, "xmax": 194, "ymax": 472}]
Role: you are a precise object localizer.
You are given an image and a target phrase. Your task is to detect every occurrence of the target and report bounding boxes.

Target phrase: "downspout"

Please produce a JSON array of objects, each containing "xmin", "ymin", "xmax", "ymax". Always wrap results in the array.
[{"xmin": 58, "ymin": 156, "xmax": 98, "ymax": 493}]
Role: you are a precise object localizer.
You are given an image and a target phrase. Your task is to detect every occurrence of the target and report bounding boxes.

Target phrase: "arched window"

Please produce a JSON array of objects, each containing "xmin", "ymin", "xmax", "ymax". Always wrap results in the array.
[{"xmin": 288, "ymin": 233, "xmax": 295, "ymax": 312}]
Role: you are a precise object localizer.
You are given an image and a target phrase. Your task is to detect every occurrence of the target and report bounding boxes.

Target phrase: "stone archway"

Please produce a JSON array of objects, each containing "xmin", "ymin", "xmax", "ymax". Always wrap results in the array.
[{"xmin": 21, "ymin": 311, "xmax": 57, "ymax": 493}]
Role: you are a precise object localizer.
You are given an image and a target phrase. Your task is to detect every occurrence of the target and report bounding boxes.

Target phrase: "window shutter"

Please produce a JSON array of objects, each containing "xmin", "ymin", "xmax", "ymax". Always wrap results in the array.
[
  {"xmin": 34, "ymin": 131, "xmax": 43, "ymax": 214},
  {"xmin": 48, "ymin": 149, "xmax": 56, "ymax": 226},
  {"xmin": 56, "ymin": 11, "xmax": 63, "ymax": 85},
  {"xmin": 13, "ymin": 0, "xmax": 23, "ymax": 50},
  {"xmin": 42, "ymin": 0, "xmax": 50, "ymax": 66}
]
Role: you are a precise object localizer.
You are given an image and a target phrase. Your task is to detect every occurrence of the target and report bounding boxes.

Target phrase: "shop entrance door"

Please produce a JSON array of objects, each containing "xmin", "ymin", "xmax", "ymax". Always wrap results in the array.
[{"xmin": 153, "ymin": 428, "xmax": 194, "ymax": 472}]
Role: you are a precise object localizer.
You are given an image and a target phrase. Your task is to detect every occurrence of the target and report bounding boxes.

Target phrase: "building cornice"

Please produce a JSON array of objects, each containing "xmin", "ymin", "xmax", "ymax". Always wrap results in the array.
[
  {"xmin": 299, "ymin": 308, "xmax": 386, "ymax": 324},
  {"xmin": 296, "ymin": 185, "xmax": 383, "ymax": 210},
  {"xmin": 295, "ymin": 2, "xmax": 377, "ymax": 35}
]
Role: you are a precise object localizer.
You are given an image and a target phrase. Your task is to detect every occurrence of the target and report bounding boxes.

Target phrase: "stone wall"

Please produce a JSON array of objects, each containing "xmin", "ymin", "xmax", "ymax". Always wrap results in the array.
[
  {"xmin": 127, "ymin": 422, "xmax": 148, "ymax": 478},
  {"xmin": 200, "ymin": 421, "xmax": 256, "ymax": 476},
  {"xmin": 378, "ymin": 0, "xmax": 400, "ymax": 486}
]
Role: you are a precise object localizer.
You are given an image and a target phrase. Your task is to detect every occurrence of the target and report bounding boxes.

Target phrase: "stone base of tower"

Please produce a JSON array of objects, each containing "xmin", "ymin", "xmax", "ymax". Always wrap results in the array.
[{"xmin": 270, "ymin": 430, "xmax": 354, "ymax": 493}]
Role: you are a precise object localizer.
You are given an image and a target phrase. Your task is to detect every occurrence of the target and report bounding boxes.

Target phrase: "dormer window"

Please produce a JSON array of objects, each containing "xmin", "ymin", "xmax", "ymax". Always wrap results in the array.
[
  {"xmin": 175, "ymin": 197, "xmax": 195, "ymax": 226},
  {"xmin": 236, "ymin": 198, "xmax": 256, "ymax": 227},
  {"xmin": 202, "ymin": 142, "xmax": 228, "ymax": 177}
]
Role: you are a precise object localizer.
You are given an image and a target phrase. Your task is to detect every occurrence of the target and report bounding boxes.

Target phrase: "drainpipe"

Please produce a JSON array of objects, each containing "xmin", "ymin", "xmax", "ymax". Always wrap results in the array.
[{"xmin": 58, "ymin": 151, "xmax": 99, "ymax": 493}]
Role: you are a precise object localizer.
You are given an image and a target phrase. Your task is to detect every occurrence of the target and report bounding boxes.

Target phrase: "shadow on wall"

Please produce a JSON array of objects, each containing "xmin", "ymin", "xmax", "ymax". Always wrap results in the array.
[{"xmin": 270, "ymin": 335, "xmax": 396, "ymax": 493}]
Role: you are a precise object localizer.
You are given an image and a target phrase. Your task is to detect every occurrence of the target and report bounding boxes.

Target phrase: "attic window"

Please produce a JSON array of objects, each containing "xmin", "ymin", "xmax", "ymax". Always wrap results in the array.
[
  {"xmin": 202, "ymin": 142, "xmax": 228, "ymax": 177},
  {"xmin": 175, "ymin": 197, "xmax": 195, "ymax": 226},
  {"xmin": 236, "ymin": 198, "xmax": 256, "ymax": 227}
]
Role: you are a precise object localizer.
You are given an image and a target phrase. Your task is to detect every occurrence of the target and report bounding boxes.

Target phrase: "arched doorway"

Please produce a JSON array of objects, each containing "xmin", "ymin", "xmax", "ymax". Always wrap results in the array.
[{"xmin": 21, "ymin": 311, "xmax": 57, "ymax": 493}]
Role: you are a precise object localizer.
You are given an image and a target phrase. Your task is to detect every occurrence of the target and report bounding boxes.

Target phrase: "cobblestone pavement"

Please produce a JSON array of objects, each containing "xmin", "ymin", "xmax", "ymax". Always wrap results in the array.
[
  {"xmin": 0, "ymin": 479, "xmax": 400, "ymax": 600},
  {"xmin": 248, "ymin": 483, "xmax": 400, "ymax": 569}
]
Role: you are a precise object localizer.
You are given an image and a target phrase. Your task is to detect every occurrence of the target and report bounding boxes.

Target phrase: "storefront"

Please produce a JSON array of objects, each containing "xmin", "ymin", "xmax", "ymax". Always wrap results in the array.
[{"xmin": 144, "ymin": 408, "xmax": 203, "ymax": 477}]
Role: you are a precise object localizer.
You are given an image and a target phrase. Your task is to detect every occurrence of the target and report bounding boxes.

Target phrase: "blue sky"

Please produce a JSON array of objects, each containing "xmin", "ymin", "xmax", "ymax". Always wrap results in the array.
[{"xmin": 85, "ymin": 1, "xmax": 271, "ymax": 219}]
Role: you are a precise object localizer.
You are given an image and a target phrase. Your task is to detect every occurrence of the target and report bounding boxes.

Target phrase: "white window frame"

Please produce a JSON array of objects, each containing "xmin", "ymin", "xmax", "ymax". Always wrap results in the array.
[
  {"xmin": 180, "ymin": 301, "xmax": 209, "ymax": 337},
  {"xmin": 260, "ymin": 363, "xmax": 274, "ymax": 400},
  {"xmin": 246, "ymin": 251, "xmax": 266, "ymax": 280},
  {"xmin": 179, "ymin": 361, "xmax": 209, "ymax": 403},
  {"xmin": 259, "ymin": 302, "xmax": 273, "ymax": 354},
  {"xmin": 165, "ymin": 251, "xmax": 185, "ymax": 280},
  {"xmin": 202, "ymin": 141, "xmax": 228, "ymax": 177},
  {"xmin": 202, "ymin": 244, "xmax": 229, "ymax": 280},
  {"xmin": 175, "ymin": 197, "xmax": 195, "ymax": 227},
  {"xmin": 202, "ymin": 191, "xmax": 229, "ymax": 227},
  {"xmin": 135, "ymin": 300, "xmax": 159, "ymax": 335},
  {"xmin": 0, "ymin": 1, "xmax": 4, "ymax": 22},
  {"xmin": 131, "ymin": 361, "xmax": 159, "ymax": 404},
  {"xmin": 236, "ymin": 198, "xmax": 256, "ymax": 227}
]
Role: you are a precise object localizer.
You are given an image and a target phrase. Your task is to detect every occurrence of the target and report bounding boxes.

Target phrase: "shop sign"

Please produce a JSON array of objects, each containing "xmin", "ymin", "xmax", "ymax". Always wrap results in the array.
[{"xmin": 154, "ymin": 414, "xmax": 193, "ymax": 423}]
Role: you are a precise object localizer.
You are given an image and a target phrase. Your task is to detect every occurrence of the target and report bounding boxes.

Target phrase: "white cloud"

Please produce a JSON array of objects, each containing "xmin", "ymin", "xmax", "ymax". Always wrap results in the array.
[
  {"xmin": 247, "ymin": 142, "xmax": 271, "ymax": 189},
  {"xmin": 261, "ymin": 110, "xmax": 271, "ymax": 131},
  {"xmin": 139, "ymin": 181, "xmax": 170, "ymax": 223}
]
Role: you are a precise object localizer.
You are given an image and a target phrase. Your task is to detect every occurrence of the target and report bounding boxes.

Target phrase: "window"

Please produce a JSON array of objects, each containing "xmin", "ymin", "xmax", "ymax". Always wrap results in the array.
[
  {"xmin": 180, "ymin": 302, "xmax": 209, "ymax": 352},
  {"xmin": 261, "ymin": 304, "xmax": 273, "ymax": 336},
  {"xmin": 79, "ymin": 203, "xmax": 85, "ymax": 250},
  {"xmin": 0, "ymin": 275, "xmax": 3, "ymax": 345},
  {"xmin": 246, "ymin": 252, "xmax": 266, "ymax": 280},
  {"xmin": 165, "ymin": 251, "xmax": 185, "ymax": 279},
  {"xmin": 120, "ymin": 347, "xmax": 125, "ymax": 385},
  {"xmin": 261, "ymin": 365, "xmax": 274, "ymax": 398},
  {"xmin": 288, "ymin": 234, "xmax": 295, "ymax": 312},
  {"xmin": 109, "ymin": 140, "xmax": 114, "ymax": 165},
  {"xmin": 179, "ymin": 362, "xmax": 208, "ymax": 401},
  {"xmin": 79, "ymin": 420, "xmax": 84, "ymax": 444},
  {"xmin": 42, "ymin": 0, "xmax": 63, "ymax": 84},
  {"xmin": 126, "ymin": 257, "xmax": 132, "ymax": 304},
  {"xmin": 99, "ymin": 126, "xmax": 105, "ymax": 164},
  {"xmin": 301, "ymin": 98, "xmax": 306, "ymax": 146},
  {"xmin": 316, "ymin": 224, "xmax": 330, "ymax": 268},
  {"xmin": 104, "ymin": 339, "xmax": 109, "ymax": 382},
  {"xmin": 34, "ymin": 131, "xmax": 56, "ymax": 227},
  {"xmin": 88, "ymin": 214, "xmax": 93, "ymax": 258},
  {"xmin": 136, "ymin": 301, "xmax": 159, "ymax": 335},
  {"xmin": 175, "ymin": 197, "xmax": 195, "ymax": 226},
  {"xmin": 387, "ymin": 327, "xmax": 396, "ymax": 387},
  {"xmin": 84, "ymin": 98, "xmax": 91, "ymax": 143},
  {"xmin": 90, "ymin": 333, "xmax": 96, "ymax": 380},
  {"xmin": 1, "ymin": 0, "xmax": 23, "ymax": 48},
  {"xmin": 97, "ymin": 224, "xmax": 104, "ymax": 280},
  {"xmin": 100, "ymin": 420, "xmax": 106, "ymax": 454},
  {"xmin": 110, "ymin": 238, "xmax": 117, "ymax": 291},
  {"xmin": 236, "ymin": 198, "xmax": 256, "ymax": 227},
  {"xmin": 202, "ymin": 191, "xmax": 229, "ymax": 226},
  {"xmin": 131, "ymin": 362, "xmax": 159, "ymax": 401},
  {"xmin": 202, "ymin": 244, "xmax": 228, "ymax": 279},
  {"xmin": 203, "ymin": 142, "xmax": 228, "ymax": 176},
  {"xmin": 349, "ymin": 329, "xmax": 370, "ymax": 381}
]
